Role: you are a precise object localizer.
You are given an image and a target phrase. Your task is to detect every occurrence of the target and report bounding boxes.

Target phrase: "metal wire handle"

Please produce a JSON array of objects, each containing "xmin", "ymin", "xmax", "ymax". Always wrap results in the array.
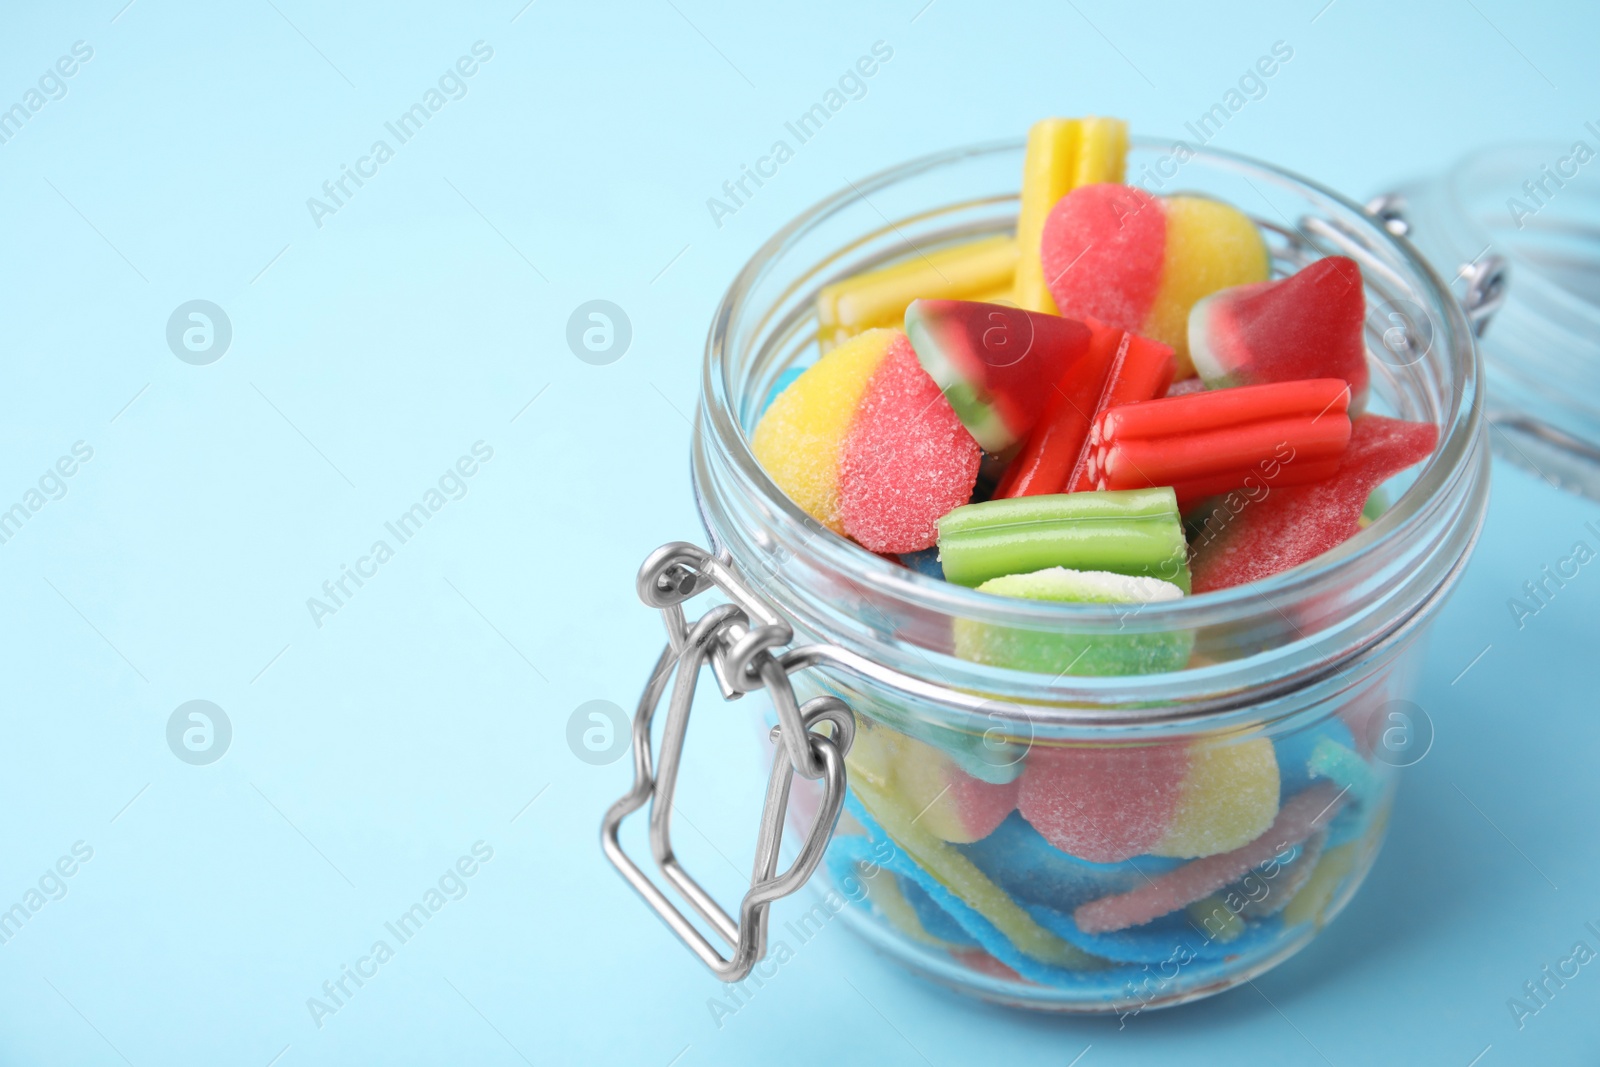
[{"xmin": 601, "ymin": 542, "xmax": 854, "ymax": 982}]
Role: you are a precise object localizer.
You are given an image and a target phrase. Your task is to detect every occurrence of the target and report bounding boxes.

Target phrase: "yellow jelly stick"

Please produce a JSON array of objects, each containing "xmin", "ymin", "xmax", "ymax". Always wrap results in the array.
[
  {"xmin": 851, "ymin": 777, "xmax": 1103, "ymax": 969},
  {"xmin": 1012, "ymin": 117, "xmax": 1128, "ymax": 314},
  {"xmin": 817, "ymin": 235, "xmax": 1018, "ymax": 351}
]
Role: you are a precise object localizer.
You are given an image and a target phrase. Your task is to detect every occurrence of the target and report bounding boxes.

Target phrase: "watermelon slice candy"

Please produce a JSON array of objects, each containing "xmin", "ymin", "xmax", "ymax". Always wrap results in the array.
[
  {"xmin": 905, "ymin": 299, "xmax": 1092, "ymax": 453},
  {"xmin": 1188, "ymin": 255, "xmax": 1370, "ymax": 404}
]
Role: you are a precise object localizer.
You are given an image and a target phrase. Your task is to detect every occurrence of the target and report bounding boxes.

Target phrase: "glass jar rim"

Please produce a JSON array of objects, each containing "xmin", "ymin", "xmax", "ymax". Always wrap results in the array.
[{"xmin": 700, "ymin": 136, "xmax": 1484, "ymax": 640}]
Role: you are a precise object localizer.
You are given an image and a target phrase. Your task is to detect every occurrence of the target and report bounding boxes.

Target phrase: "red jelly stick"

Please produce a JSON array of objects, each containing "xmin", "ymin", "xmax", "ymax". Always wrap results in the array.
[
  {"xmin": 1092, "ymin": 378, "xmax": 1352, "ymax": 506},
  {"xmin": 993, "ymin": 320, "xmax": 1123, "ymax": 499},
  {"xmin": 1097, "ymin": 379, "xmax": 1351, "ymax": 442},
  {"xmin": 1065, "ymin": 332, "xmax": 1175, "ymax": 493},
  {"xmin": 1100, "ymin": 416, "xmax": 1351, "ymax": 487}
]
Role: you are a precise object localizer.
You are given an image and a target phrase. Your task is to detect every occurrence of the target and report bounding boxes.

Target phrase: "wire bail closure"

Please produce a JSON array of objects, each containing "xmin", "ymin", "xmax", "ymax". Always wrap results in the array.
[{"xmin": 601, "ymin": 542, "xmax": 854, "ymax": 982}]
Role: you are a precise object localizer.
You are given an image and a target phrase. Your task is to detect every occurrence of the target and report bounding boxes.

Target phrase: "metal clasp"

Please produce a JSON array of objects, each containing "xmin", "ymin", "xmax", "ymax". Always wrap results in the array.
[{"xmin": 601, "ymin": 542, "xmax": 854, "ymax": 981}]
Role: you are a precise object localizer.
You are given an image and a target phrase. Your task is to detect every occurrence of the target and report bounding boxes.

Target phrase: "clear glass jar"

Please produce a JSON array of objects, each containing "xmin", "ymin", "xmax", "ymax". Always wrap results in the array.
[
  {"xmin": 683, "ymin": 138, "xmax": 1489, "ymax": 1012},
  {"xmin": 1386, "ymin": 141, "xmax": 1600, "ymax": 500}
]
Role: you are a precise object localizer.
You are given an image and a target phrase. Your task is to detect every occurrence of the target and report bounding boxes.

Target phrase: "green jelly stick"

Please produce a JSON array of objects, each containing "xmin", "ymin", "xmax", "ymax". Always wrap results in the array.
[{"xmin": 937, "ymin": 488, "xmax": 1191, "ymax": 593}]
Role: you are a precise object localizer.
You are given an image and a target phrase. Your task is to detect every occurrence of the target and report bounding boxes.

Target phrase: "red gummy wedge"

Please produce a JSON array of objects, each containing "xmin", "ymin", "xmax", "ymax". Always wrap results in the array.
[
  {"xmin": 904, "ymin": 299, "xmax": 1092, "ymax": 453},
  {"xmin": 839, "ymin": 335, "xmax": 982, "ymax": 553},
  {"xmin": 1188, "ymin": 256, "xmax": 1370, "ymax": 403},
  {"xmin": 994, "ymin": 318, "xmax": 1124, "ymax": 498},
  {"xmin": 1189, "ymin": 414, "xmax": 1438, "ymax": 593},
  {"xmin": 1017, "ymin": 743, "xmax": 1190, "ymax": 863},
  {"xmin": 1039, "ymin": 184, "xmax": 1166, "ymax": 334},
  {"xmin": 1074, "ymin": 781, "xmax": 1346, "ymax": 933}
]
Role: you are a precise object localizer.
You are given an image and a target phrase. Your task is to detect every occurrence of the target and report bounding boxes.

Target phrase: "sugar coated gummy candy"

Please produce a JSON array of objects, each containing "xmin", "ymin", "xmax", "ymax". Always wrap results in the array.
[
  {"xmin": 1188, "ymin": 255, "xmax": 1370, "ymax": 403},
  {"xmin": 951, "ymin": 567, "xmax": 1191, "ymax": 676},
  {"xmin": 1017, "ymin": 743, "xmax": 1191, "ymax": 863},
  {"xmin": 839, "ymin": 334, "xmax": 982, "ymax": 553},
  {"xmin": 1189, "ymin": 415, "xmax": 1439, "ymax": 592},
  {"xmin": 846, "ymin": 721, "xmax": 1018, "ymax": 844},
  {"xmin": 1074, "ymin": 780, "xmax": 1346, "ymax": 933},
  {"xmin": 904, "ymin": 298, "xmax": 1091, "ymax": 453},
  {"xmin": 1150, "ymin": 735, "xmax": 1280, "ymax": 858},
  {"xmin": 752, "ymin": 328, "xmax": 896, "ymax": 533},
  {"xmin": 1041, "ymin": 187, "xmax": 1269, "ymax": 377}
]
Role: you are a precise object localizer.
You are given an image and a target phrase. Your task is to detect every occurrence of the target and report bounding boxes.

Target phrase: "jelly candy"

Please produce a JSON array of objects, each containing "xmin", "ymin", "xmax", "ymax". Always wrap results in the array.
[
  {"xmin": 1143, "ymin": 196, "xmax": 1271, "ymax": 377},
  {"xmin": 904, "ymin": 298, "xmax": 1092, "ymax": 452},
  {"xmin": 1189, "ymin": 415, "xmax": 1439, "ymax": 592},
  {"xmin": 839, "ymin": 335, "xmax": 981, "ymax": 553},
  {"xmin": 1013, "ymin": 117, "xmax": 1128, "ymax": 314},
  {"xmin": 752, "ymin": 328, "xmax": 896, "ymax": 533},
  {"xmin": 951, "ymin": 567, "xmax": 1191, "ymax": 676},
  {"xmin": 1237, "ymin": 831, "xmax": 1324, "ymax": 919},
  {"xmin": 961, "ymin": 812, "xmax": 1183, "ymax": 909},
  {"xmin": 1041, "ymin": 187, "xmax": 1269, "ymax": 377},
  {"xmin": 845, "ymin": 782, "xmax": 1101, "ymax": 968},
  {"xmin": 1039, "ymin": 184, "xmax": 1166, "ymax": 337},
  {"xmin": 759, "ymin": 365, "xmax": 806, "ymax": 418},
  {"xmin": 1088, "ymin": 378, "xmax": 1353, "ymax": 507},
  {"xmin": 846, "ymin": 722, "xmax": 1018, "ymax": 843},
  {"xmin": 994, "ymin": 318, "xmax": 1124, "ymax": 499},
  {"xmin": 1064, "ymin": 327, "xmax": 1176, "ymax": 492},
  {"xmin": 938, "ymin": 488, "xmax": 1191, "ymax": 592},
  {"xmin": 1074, "ymin": 781, "xmax": 1346, "ymax": 933},
  {"xmin": 1280, "ymin": 839, "xmax": 1359, "ymax": 928},
  {"xmin": 817, "ymin": 235, "xmax": 1019, "ymax": 351},
  {"xmin": 1017, "ymin": 743, "xmax": 1191, "ymax": 863},
  {"xmin": 1188, "ymin": 255, "xmax": 1369, "ymax": 403},
  {"xmin": 1150, "ymin": 735, "xmax": 1280, "ymax": 858}
]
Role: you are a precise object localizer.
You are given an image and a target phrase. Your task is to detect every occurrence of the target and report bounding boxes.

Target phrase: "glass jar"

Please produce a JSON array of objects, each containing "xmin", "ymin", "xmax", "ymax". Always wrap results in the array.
[
  {"xmin": 610, "ymin": 137, "xmax": 1490, "ymax": 1013},
  {"xmin": 1382, "ymin": 141, "xmax": 1600, "ymax": 500}
]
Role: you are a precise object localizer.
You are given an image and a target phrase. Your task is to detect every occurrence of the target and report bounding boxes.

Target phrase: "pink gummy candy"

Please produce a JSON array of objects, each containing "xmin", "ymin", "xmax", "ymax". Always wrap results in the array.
[
  {"xmin": 1190, "ymin": 415, "xmax": 1439, "ymax": 594},
  {"xmin": 1017, "ymin": 743, "xmax": 1190, "ymax": 863},
  {"xmin": 1074, "ymin": 781, "xmax": 1346, "ymax": 934},
  {"xmin": 839, "ymin": 335, "xmax": 981, "ymax": 553},
  {"xmin": 1039, "ymin": 183, "xmax": 1166, "ymax": 333}
]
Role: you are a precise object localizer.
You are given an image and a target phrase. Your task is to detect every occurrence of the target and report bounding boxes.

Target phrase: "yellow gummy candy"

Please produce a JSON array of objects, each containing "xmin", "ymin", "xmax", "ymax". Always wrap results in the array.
[
  {"xmin": 1144, "ymin": 195, "xmax": 1269, "ymax": 377},
  {"xmin": 751, "ymin": 328, "xmax": 895, "ymax": 533},
  {"xmin": 851, "ymin": 776, "xmax": 1101, "ymax": 969},
  {"xmin": 1013, "ymin": 116, "xmax": 1128, "ymax": 314},
  {"xmin": 816, "ymin": 235, "xmax": 1018, "ymax": 351},
  {"xmin": 1151, "ymin": 735, "xmax": 1280, "ymax": 858}
]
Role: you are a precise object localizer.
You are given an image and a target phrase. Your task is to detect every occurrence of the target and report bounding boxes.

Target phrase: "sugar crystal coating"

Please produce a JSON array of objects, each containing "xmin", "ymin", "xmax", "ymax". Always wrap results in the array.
[
  {"xmin": 839, "ymin": 335, "xmax": 982, "ymax": 553},
  {"xmin": 1017, "ymin": 743, "xmax": 1191, "ymax": 863}
]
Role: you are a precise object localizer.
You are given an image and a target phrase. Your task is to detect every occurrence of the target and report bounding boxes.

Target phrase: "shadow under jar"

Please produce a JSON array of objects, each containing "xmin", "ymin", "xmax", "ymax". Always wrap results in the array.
[{"xmin": 646, "ymin": 138, "xmax": 1489, "ymax": 1013}]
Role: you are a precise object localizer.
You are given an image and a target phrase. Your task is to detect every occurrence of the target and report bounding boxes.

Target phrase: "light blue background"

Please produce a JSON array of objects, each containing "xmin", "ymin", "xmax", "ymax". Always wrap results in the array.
[{"xmin": 1, "ymin": 1, "xmax": 1597, "ymax": 1064}]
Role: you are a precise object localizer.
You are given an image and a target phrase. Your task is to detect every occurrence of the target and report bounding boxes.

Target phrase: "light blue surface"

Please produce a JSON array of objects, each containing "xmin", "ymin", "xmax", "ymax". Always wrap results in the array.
[{"xmin": 2, "ymin": 1, "xmax": 1598, "ymax": 1064}]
